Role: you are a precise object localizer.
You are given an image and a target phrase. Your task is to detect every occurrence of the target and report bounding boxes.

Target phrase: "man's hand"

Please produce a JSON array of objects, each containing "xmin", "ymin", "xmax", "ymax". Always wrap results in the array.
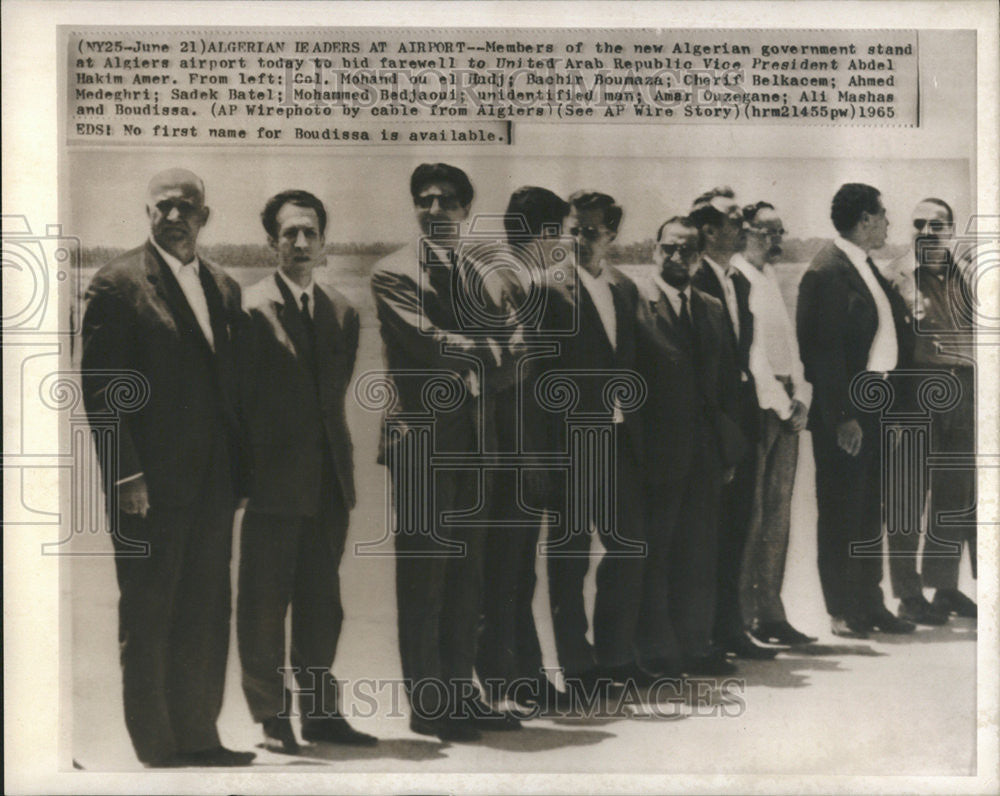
[
  {"xmin": 836, "ymin": 419, "xmax": 863, "ymax": 457},
  {"xmin": 119, "ymin": 475, "xmax": 150, "ymax": 517},
  {"xmin": 784, "ymin": 400, "xmax": 809, "ymax": 433}
]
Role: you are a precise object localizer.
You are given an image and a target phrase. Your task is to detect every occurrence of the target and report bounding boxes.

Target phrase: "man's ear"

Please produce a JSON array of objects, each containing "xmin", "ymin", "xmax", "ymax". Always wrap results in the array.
[
  {"xmin": 199, "ymin": 205, "xmax": 211, "ymax": 227},
  {"xmin": 607, "ymin": 230, "xmax": 617, "ymax": 244},
  {"xmin": 267, "ymin": 235, "xmax": 279, "ymax": 253}
]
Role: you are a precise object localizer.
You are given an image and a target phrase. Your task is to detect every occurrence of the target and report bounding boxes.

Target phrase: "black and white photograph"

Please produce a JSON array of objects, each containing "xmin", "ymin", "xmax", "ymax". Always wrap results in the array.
[{"xmin": 3, "ymin": 2, "xmax": 998, "ymax": 794}]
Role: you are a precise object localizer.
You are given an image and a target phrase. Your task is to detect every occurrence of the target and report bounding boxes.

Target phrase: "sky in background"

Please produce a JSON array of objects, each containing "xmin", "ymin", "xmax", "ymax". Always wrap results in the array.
[{"xmin": 66, "ymin": 149, "xmax": 970, "ymax": 251}]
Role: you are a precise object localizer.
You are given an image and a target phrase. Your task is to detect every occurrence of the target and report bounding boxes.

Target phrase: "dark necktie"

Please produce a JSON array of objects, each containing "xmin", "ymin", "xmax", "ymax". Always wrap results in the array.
[
  {"xmin": 300, "ymin": 292, "xmax": 319, "ymax": 385},
  {"xmin": 679, "ymin": 290, "xmax": 694, "ymax": 333}
]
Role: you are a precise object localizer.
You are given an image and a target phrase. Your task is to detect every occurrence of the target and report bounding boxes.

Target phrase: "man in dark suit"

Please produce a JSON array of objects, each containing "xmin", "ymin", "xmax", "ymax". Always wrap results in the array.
[
  {"xmin": 884, "ymin": 197, "xmax": 977, "ymax": 624},
  {"xmin": 796, "ymin": 183, "xmax": 916, "ymax": 638},
  {"xmin": 371, "ymin": 163, "xmax": 519, "ymax": 741},
  {"xmin": 540, "ymin": 191, "xmax": 648, "ymax": 694},
  {"xmin": 689, "ymin": 187, "xmax": 774, "ymax": 660},
  {"xmin": 634, "ymin": 216, "xmax": 746, "ymax": 676},
  {"xmin": 236, "ymin": 190, "xmax": 376, "ymax": 755},
  {"xmin": 81, "ymin": 168, "xmax": 254, "ymax": 767},
  {"xmin": 475, "ymin": 186, "xmax": 570, "ymax": 709}
]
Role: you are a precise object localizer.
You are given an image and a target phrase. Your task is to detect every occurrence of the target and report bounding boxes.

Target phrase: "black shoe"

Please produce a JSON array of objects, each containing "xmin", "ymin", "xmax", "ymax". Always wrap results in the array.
[
  {"xmin": 684, "ymin": 652, "xmax": 738, "ymax": 676},
  {"xmin": 564, "ymin": 668, "xmax": 616, "ymax": 698},
  {"xmin": 641, "ymin": 657, "xmax": 685, "ymax": 680},
  {"xmin": 933, "ymin": 588, "xmax": 977, "ymax": 618},
  {"xmin": 301, "ymin": 716, "xmax": 378, "ymax": 746},
  {"xmin": 898, "ymin": 595, "xmax": 948, "ymax": 626},
  {"xmin": 868, "ymin": 605, "xmax": 915, "ymax": 634},
  {"xmin": 466, "ymin": 699, "xmax": 522, "ymax": 731},
  {"xmin": 409, "ymin": 716, "xmax": 481, "ymax": 743},
  {"xmin": 601, "ymin": 662, "xmax": 662, "ymax": 688},
  {"xmin": 170, "ymin": 746, "xmax": 256, "ymax": 767},
  {"xmin": 751, "ymin": 620, "xmax": 818, "ymax": 646},
  {"xmin": 720, "ymin": 631, "xmax": 780, "ymax": 659},
  {"xmin": 509, "ymin": 678, "xmax": 570, "ymax": 710},
  {"xmin": 830, "ymin": 615, "xmax": 869, "ymax": 639},
  {"xmin": 260, "ymin": 717, "xmax": 300, "ymax": 755}
]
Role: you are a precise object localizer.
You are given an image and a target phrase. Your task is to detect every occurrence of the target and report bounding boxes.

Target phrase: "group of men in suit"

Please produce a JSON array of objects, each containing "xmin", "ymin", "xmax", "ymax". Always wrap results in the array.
[
  {"xmin": 82, "ymin": 169, "xmax": 375, "ymax": 765},
  {"xmin": 81, "ymin": 164, "xmax": 978, "ymax": 763}
]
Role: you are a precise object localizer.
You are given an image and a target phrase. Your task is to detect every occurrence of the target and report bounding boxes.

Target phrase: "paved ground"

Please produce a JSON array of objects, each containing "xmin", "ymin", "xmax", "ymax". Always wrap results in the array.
[{"xmin": 66, "ymin": 319, "xmax": 978, "ymax": 776}]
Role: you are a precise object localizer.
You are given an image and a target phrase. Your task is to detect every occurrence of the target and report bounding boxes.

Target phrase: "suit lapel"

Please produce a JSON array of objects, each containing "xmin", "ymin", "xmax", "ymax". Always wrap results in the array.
[
  {"xmin": 272, "ymin": 272, "xmax": 316, "ymax": 379},
  {"xmin": 312, "ymin": 285, "xmax": 341, "ymax": 377},
  {"xmin": 697, "ymin": 259, "xmax": 738, "ymax": 350},
  {"xmin": 578, "ymin": 277, "xmax": 614, "ymax": 357},
  {"xmin": 832, "ymin": 244, "xmax": 877, "ymax": 313},
  {"xmin": 144, "ymin": 242, "xmax": 215, "ymax": 360}
]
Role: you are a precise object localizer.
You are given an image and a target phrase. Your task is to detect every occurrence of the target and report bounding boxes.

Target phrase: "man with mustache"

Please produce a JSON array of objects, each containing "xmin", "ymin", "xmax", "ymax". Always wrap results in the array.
[{"xmin": 731, "ymin": 202, "xmax": 816, "ymax": 646}]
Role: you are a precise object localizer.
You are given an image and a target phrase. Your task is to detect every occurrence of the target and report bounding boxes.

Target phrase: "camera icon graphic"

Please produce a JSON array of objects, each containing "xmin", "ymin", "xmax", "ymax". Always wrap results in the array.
[{"xmin": 1, "ymin": 215, "xmax": 82, "ymax": 334}]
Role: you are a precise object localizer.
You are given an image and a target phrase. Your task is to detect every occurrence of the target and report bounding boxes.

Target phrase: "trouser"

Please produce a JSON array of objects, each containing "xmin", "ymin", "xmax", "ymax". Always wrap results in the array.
[
  {"xmin": 888, "ymin": 385, "xmax": 976, "ymax": 597},
  {"xmin": 812, "ymin": 419, "xmax": 885, "ymax": 620},
  {"xmin": 112, "ymin": 438, "xmax": 234, "ymax": 764},
  {"xmin": 546, "ymin": 440, "xmax": 646, "ymax": 675},
  {"xmin": 237, "ymin": 466, "xmax": 349, "ymax": 722},
  {"xmin": 740, "ymin": 409, "xmax": 800, "ymax": 625},
  {"xmin": 637, "ymin": 434, "xmax": 721, "ymax": 668},
  {"xmin": 393, "ymin": 462, "xmax": 486, "ymax": 720}
]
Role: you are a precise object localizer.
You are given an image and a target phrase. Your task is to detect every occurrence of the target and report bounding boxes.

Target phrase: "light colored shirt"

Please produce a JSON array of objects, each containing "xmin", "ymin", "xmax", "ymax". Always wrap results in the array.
[
  {"xmin": 834, "ymin": 236, "xmax": 898, "ymax": 372},
  {"xmin": 651, "ymin": 274, "xmax": 692, "ymax": 319},
  {"xmin": 731, "ymin": 253, "xmax": 811, "ymax": 420},
  {"xmin": 151, "ymin": 238, "xmax": 214, "ymax": 350},
  {"xmin": 703, "ymin": 254, "xmax": 740, "ymax": 341},
  {"xmin": 276, "ymin": 267, "xmax": 315, "ymax": 317},
  {"xmin": 576, "ymin": 265, "xmax": 617, "ymax": 351}
]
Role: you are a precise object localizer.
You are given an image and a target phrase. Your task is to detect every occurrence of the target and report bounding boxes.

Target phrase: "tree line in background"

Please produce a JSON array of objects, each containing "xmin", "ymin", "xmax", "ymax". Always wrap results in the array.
[{"xmin": 79, "ymin": 238, "xmax": 910, "ymax": 271}]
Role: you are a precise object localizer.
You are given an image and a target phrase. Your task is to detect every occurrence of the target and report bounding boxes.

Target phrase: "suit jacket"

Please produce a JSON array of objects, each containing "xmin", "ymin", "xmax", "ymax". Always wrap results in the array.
[
  {"xmin": 81, "ymin": 241, "xmax": 243, "ymax": 508},
  {"xmin": 796, "ymin": 241, "xmax": 914, "ymax": 434},
  {"xmin": 371, "ymin": 240, "xmax": 497, "ymax": 462},
  {"xmin": 635, "ymin": 280, "xmax": 745, "ymax": 485},
  {"xmin": 238, "ymin": 272, "xmax": 359, "ymax": 515},
  {"xmin": 692, "ymin": 258, "xmax": 760, "ymax": 442}
]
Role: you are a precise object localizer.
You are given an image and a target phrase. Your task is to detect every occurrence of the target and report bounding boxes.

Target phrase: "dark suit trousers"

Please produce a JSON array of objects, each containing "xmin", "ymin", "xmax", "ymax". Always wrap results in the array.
[
  {"xmin": 112, "ymin": 436, "xmax": 234, "ymax": 764},
  {"xmin": 393, "ymin": 459, "xmax": 486, "ymax": 719},
  {"xmin": 637, "ymin": 432, "xmax": 721, "ymax": 668},
  {"xmin": 812, "ymin": 421, "xmax": 885, "ymax": 619},
  {"xmin": 237, "ymin": 455, "xmax": 349, "ymax": 722},
  {"xmin": 545, "ymin": 436, "xmax": 646, "ymax": 674}
]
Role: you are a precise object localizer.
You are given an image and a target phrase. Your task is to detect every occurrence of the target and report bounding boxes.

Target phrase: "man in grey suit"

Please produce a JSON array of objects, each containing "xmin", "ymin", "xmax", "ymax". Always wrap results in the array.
[{"xmin": 237, "ymin": 190, "xmax": 375, "ymax": 754}]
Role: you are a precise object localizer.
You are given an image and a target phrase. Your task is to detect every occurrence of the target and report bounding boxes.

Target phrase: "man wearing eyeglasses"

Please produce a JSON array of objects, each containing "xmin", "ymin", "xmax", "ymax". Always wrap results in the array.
[
  {"xmin": 731, "ymin": 202, "xmax": 817, "ymax": 647},
  {"xmin": 883, "ymin": 198, "xmax": 977, "ymax": 624},
  {"xmin": 371, "ymin": 163, "xmax": 519, "ymax": 741},
  {"xmin": 634, "ymin": 216, "xmax": 747, "ymax": 677},
  {"xmin": 689, "ymin": 187, "xmax": 775, "ymax": 662},
  {"xmin": 81, "ymin": 169, "xmax": 254, "ymax": 767}
]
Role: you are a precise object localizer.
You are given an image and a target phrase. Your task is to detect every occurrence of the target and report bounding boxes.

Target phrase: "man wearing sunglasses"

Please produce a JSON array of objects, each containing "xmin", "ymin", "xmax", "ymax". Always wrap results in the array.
[
  {"xmin": 884, "ymin": 198, "xmax": 977, "ymax": 624},
  {"xmin": 731, "ymin": 202, "xmax": 817, "ymax": 647},
  {"xmin": 634, "ymin": 216, "xmax": 746, "ymax": 677}
]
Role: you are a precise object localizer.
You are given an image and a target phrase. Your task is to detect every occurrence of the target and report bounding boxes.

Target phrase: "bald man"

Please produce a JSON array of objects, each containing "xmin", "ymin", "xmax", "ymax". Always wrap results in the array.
[{"xmin": 81, "ymin": 169, "xmax": 253, "ymax": 767}]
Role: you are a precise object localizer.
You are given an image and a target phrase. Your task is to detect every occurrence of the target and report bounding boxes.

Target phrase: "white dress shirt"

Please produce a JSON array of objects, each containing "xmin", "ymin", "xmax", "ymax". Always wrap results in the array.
[
  {"xmin": 731, "ymin": 253, "xmax": 811, "ymax": 420},
  {"xmin": 151, "ymin": 238, "xmax": 214, "ymax": 350},
  {"xmin": 651, "ymin": 274, "xmax": 692, "ymax": 319},
  {"xmin": 834, "ymin": 236, "xmax": 898, "ymax": 372},
  {"xmin": 276, "ymin": 267, "xmax": 315, "ymax": 316},
  {"xmin": 576, "ymin": 265, "xmax": 617, "ymax": 351},
  {"xmin": 703, "ymin": 255, "xmax": 740, "ymax": 341}
]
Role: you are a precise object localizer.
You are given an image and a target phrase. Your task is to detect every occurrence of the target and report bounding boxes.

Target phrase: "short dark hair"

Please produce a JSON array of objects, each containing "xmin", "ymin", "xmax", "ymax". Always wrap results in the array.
[
  {"xmin": 830, "ymin": 183, "xmax": 882, "ymax": 234},
  {"xmin": 688, "ymin": 186, "xmax": 737, "ymax": 231},
  {"xmin": 742, "ymin": 201, "xmax": 776, "ymax": 225},
  {"xmin": 410, "ymin": 163, "xmax": 474, "ymax": 207},
  {"xmin": 261, "ymin": 189, "xmax": 327, "ymax": 238},
  {"xmin": 655, "ymin": 215, "xmax": 697, "ymax": 242},
  {"xmin": 567, "ymin": 190, "xmax": 623, "ymax": 233},
  {"xmin": 504, "ymin": 186, "xmax": 569, "ymax": 244},
  {"xmin": 919, "ymin": 197, "xmax": 954, "ymax": 223}
]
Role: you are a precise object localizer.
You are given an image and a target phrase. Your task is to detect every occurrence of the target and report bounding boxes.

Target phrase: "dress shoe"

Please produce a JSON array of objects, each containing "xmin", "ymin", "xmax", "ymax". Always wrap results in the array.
[
  {"xmin": 684, "ymin": 652, "xmax": 738, "ymax": 676},
  {"xmin": 169, "ymin": 746, "xmax": 256, "ymax": 767},
  {"xmin": 868, "ymin": 605, "xmax": 915, "ymax": 634},
  {"xmin": 563, "ymin": 668, "xmax": 616, "ymax": 700},
  {"xmin": 467, "ymin": 699, "xmax": 522, "ymax": 731},
  {"xmin": 830, "ymin": 615, "xmax": 869, "ymax": 639},
  {"xmin": 601, "ymin": 662, "xmax": 662, "ymax": 688},
  {"xmin": 510, "ymin": 678, "xmax": 570, "ymax": 710},
  {"xmin": 260, "ymin": 717, "xmax": 300, "ymax": 755},
  {"xmin": 720, "ymin": 631, "xmax": 780, "ymax": 659},
  {"xmin": 751, "ymin": 620, "xmax": 817, "ymax": 646},
  {"xmin": 641, "ymin": 657, "xmax": 685, "ymax": 679},
  {"xmin": 897, "ymin": 595, "xmax": 948, "ymax": 626},
  {"xmin": 933, "ymin": 588, "xmax": 977, "ymax": 618},
  {"xmin": 301, "ymin": 716, "xmax": 378, "ymax": 746},
  {"xmin": 409, "ymin": 715, "xmax": 481, "ymax": 743}
]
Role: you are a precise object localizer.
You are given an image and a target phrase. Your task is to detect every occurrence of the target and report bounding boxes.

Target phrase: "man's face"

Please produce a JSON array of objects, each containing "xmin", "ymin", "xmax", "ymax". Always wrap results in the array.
[
  {"xmin": 146, "ymin": 177, "xmax": 209, "ymax": 259},
  {"xmin": 748, "ymin": 207, "xmax": 785, "ymax": 264},
  {"xmin": 414, "ymin": 180, "xmax": 469, "ymax": 242},
  {"xmin": 565, "ymin": 207, "xmax": 615, "ymax": 275},
  {"xmin": 865, "ymin": 200, "xmax": 890, "ymax": 251},
  {"xmin": 270, "ymin": 203, "xmax": 325, "ymax": 280},
  {"xmin": 653, "ymin": 222, "xmax": 700, "ymax": 287},
  {"xmin": 710, "ymin": 195, "xmax": 746, "ymax": 254},
  {"xmin": 911, "ymin": 200, "xmax": 953, "ymax": 249}
]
